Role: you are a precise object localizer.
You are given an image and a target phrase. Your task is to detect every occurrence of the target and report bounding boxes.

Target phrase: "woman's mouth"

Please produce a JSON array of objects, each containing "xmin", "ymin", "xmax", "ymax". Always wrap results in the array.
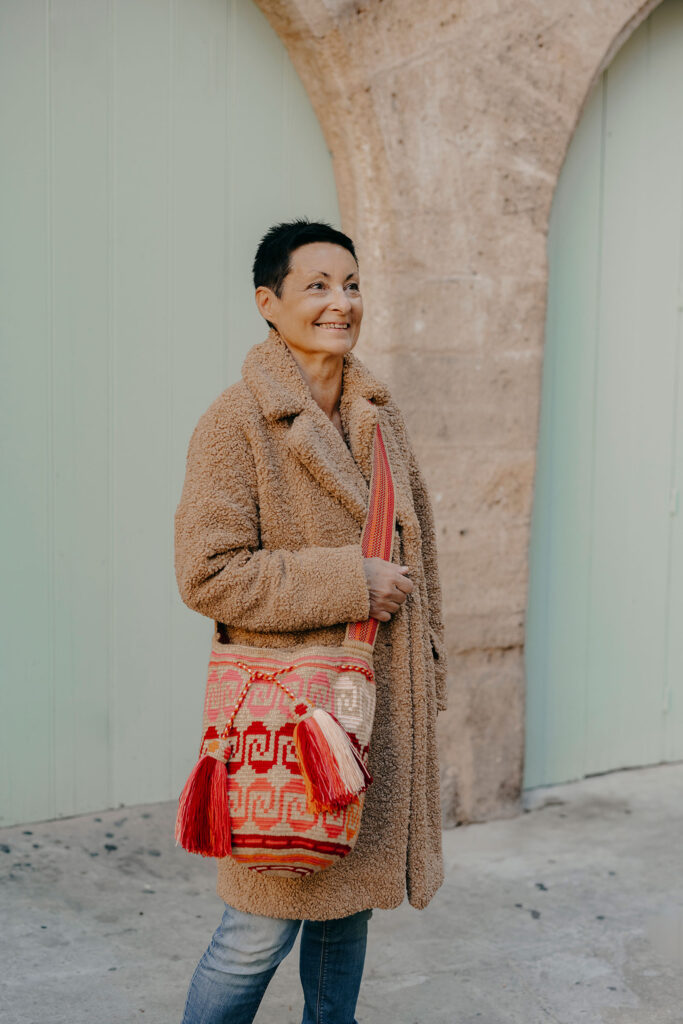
[{"xmin": 315, "ymin": 322, "xmax": 350, "ymax": 330}]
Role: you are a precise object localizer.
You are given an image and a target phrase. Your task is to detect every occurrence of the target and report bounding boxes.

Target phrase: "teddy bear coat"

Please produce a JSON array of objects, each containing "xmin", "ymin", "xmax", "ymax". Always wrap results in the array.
[{"xmin": 174, "ymin": 329, "xmax": 448, "ymax": 920}]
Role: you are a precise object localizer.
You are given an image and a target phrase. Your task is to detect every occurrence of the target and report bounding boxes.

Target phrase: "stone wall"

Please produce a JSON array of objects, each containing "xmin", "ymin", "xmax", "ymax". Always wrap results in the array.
[{"xmin": 255, "ymin": 0, "xmax": 662, "ymax": 824}]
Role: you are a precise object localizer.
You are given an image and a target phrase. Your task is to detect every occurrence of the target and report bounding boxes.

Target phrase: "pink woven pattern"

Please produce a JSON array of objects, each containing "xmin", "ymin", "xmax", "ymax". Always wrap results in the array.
[
  {"xmin": 345, "ymin": 422, "xmax": 396, "ymax": 648},
  {"xmin": 200, "ymin": 642, "xmax": 375, "ymax": 875}
]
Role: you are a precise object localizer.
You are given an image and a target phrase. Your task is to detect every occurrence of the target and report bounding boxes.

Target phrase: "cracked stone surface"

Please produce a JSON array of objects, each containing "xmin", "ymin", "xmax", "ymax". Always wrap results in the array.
[{"xmin": 2, "ymin": 762, "xmax": 681, "ymax": 1023}]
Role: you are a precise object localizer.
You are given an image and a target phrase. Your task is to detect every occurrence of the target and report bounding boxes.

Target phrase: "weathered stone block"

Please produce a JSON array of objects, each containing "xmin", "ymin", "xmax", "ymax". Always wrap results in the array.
[
  {"xmin": 390, "ymin": 349, "xmax": 543, "ymax": 449},
  {"xmin": 438, "ymin": 645, "xmax": 525, "ymax": 826}
]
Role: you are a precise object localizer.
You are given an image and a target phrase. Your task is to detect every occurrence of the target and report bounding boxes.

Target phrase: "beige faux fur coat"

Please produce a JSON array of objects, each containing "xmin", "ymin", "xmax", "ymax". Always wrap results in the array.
[{"xmin": 174, "ymin": 329, "xmax": 448, "ymax": 919}]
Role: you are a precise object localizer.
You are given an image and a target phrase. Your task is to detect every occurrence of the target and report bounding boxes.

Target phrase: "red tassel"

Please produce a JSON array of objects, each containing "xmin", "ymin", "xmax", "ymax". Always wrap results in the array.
[
  {"xmin": 294, "ymin": 715, "xmax": 342, "ymax": 814},
  {"xmin": 175, "ymin": 754, "xmax": 231, "ymax": 857},
  {"xmin": 294, "ymin": 709, "xmax": 371, "ymax": 815}
]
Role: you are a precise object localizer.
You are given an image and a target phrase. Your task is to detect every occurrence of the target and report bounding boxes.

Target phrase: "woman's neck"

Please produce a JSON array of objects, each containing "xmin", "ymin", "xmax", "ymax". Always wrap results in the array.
[{"xmin": 284, "ymin": 344, "xmax": 345, "ymax": 423}]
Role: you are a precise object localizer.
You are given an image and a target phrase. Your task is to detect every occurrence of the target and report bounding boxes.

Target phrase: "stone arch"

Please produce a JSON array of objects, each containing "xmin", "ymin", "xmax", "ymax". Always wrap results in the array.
[{"xmin": 251, "ymin": 0, "xmax": 670, "ymax": 822}]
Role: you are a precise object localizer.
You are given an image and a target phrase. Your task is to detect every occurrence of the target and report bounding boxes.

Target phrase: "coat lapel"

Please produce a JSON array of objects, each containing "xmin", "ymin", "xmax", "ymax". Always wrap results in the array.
[
  {"xmin": 242, "ymin": 330, "xmax": 391, "ymax": 527},
  {"xmin": 286, "ymin": 406, "xmax": 369, "ymax": 524},
  {"xmin": 340, "ymin": 365, "xmax": 381, "ymax": 483}
]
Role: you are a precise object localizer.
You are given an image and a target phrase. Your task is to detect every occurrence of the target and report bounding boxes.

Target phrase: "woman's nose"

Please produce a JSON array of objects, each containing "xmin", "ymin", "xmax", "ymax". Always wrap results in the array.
[{"xmin": 328, "ymin": 287, "xmax": 352, "ymax": 313}]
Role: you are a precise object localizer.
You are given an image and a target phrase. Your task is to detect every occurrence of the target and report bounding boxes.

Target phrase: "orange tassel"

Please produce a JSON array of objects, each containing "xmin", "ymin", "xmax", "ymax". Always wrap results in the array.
[
  {"xmin": 294, "ymin": 708, "xmax": 371, "ymax": 815},
  {"xmin": 175, "ymin": 754, "xmax": 231, "ymax": 858}
]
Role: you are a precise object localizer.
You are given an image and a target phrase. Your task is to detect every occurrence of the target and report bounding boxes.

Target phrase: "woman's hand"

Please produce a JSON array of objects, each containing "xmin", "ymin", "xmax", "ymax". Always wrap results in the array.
[{"xmin": 363, "ymin": 558, "xmax": 414, "ymax": 622}]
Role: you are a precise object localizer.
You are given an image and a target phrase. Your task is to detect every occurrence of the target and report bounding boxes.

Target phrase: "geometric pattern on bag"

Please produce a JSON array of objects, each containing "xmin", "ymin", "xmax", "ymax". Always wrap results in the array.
[{"xmin": 199, "ymin": 644, "xmax": 377, "ymax": 875}]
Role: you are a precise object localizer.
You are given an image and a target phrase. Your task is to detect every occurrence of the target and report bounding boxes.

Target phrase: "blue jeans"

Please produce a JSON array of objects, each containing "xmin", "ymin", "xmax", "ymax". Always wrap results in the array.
[{"xmin": 181, "ymin": 903, "xmax": 372, "ymax": 1024}]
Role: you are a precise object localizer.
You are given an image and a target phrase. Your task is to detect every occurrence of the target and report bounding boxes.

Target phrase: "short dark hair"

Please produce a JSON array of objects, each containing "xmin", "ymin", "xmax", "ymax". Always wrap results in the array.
[{"xmin": 252, "ymin": 218, "xmax": 357, "ymax": 298}]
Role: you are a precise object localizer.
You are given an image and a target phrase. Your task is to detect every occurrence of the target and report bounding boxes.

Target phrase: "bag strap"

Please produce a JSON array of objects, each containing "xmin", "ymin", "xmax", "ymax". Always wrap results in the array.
[{"xmin": 343, "ymin": 416, "xmax": 397, "ymax": 652}]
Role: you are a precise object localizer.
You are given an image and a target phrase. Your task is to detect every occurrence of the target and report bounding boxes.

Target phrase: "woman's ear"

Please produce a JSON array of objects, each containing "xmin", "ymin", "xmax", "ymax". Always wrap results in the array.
[{"xmin": 255, "ymin": 285, "xmax": 277, "ymax": 324}]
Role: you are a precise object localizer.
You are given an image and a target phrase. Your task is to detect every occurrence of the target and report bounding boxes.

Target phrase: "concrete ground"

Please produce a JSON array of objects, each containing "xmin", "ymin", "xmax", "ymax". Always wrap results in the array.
[{"xmin": 2, "ymin": 762, "xmax": 682, "ymax": 1024}]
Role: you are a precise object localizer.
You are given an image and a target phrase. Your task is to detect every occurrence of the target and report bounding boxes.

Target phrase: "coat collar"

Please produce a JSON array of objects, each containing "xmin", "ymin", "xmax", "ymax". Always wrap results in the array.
[{"xmin": 242, "ymin": 330, "xmax": 391, "ymax": 525}]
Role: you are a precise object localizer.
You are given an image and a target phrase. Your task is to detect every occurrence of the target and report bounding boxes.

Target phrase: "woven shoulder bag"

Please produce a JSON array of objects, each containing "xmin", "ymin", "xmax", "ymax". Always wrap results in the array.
[{"xmin": 175, "ymin": 414, "xmax": 396, "ymax": 877}]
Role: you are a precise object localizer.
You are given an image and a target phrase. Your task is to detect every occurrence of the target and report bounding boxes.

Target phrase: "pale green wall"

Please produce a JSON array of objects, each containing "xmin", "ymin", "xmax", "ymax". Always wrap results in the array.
[
  {"xmin": 0, "ymin": 0, "xmax": 340, "ymax": 825},
  {"xmin": 524, "ymin": 0, "xmax": 683, "ymax": 788}
]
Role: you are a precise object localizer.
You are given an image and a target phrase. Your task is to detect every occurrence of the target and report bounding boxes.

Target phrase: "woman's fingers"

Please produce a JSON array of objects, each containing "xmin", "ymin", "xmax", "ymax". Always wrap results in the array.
[{"xmin": 363, "ymin": 557, "xmax": 415, "ymax": 620}]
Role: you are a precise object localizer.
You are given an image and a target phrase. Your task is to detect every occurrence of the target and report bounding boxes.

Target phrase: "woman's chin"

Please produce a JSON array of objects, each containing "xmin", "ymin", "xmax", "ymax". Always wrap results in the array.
[
  {"xmin": 280, "ymin": 326, "xmax": 359, "ymax": 357},
  {"xmin": 311, "ymin": 326, "xmax": 358, "ymax": 352}
]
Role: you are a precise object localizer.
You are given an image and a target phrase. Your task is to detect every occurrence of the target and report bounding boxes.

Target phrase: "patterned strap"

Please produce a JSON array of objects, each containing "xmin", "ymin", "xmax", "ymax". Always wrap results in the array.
[{"xmin": 344, "ymin": 418, "xmax": 397, "ymax": 650}]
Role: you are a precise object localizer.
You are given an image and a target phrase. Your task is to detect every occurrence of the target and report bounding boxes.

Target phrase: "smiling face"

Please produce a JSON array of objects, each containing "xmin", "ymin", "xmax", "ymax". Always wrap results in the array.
[{"xmin": 255, "ymin": 242, "xmax": 363, "ymax": 358}]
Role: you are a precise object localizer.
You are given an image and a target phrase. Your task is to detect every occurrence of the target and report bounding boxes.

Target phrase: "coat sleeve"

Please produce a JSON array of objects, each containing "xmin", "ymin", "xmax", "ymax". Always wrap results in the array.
[{"xmin": 174, "ymin": 401, "xmax": 371, "ymax": 633}]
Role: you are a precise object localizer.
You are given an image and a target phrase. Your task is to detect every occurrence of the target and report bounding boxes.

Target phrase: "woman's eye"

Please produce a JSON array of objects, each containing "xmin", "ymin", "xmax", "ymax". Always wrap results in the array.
[
  {"xmin": 309, "ymin": 281, "xmax": 325, "ymax": 290},
  {"xmin": 347, "ymin": 282, "xmax": 360, "ymax": 292}
]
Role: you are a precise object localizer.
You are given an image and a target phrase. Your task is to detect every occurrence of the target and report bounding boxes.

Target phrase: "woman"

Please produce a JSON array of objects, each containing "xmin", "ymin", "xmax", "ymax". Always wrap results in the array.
[{"xmin": 174, "ymin": 219, "xmax": 448, "ymax": 1024}]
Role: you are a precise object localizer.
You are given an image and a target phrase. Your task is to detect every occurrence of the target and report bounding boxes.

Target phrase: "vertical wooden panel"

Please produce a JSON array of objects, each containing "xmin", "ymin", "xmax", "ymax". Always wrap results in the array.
[
  {"xmin": 108, "ymin": 0, "xmax": 174, "ymax": 806},
  {"xmin": 523, "ymin": 80, "xmax": 604, "ymax": 788},
  {"xmin": 1, "ymin": 0, "xmax": 340, "ymax": 825},
  {"xmin": 166, "ymin": 0, "xmax": 233, "ymax": 799},
  {"xmin": 48, "ymin": 0, "xmax": 113, "ymax": 818},
  {"xmin": 660, "ymin": 3, "xmax": 683, "ymax": 765},
  {"xmin": 226, "ymin": 0, "xmax": 287, "ymax": 384},
  {"xmin": 0, "ymin": 1, "xmax": 53, "ymax": 825},
  {"xmin": 525, "ymin": 0, "xmax": 683, "ymax": 788},
  {"xmin": 586, "ymin": 8, "xmax": 682, "ymax": 774}
]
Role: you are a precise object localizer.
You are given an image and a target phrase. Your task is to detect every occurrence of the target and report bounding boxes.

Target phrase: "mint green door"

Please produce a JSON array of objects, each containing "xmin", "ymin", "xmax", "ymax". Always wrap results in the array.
[
  {"xmin": 0, "ymin": 0, "xmax": 339, "ymax": 826},
  {"xmin": 524, "ymin": 0, "xmax": 683, "ymax": 788}
]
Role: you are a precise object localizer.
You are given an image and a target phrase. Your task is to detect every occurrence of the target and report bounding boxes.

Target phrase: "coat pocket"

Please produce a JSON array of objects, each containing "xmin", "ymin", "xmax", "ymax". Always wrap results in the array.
[
  {"xmin": 429, "ymin": 626, "xmax": 444, "ymax": 664},
  {"xmin": 428, "ymin": 626, "xmax": 448, "ymax": 713}
]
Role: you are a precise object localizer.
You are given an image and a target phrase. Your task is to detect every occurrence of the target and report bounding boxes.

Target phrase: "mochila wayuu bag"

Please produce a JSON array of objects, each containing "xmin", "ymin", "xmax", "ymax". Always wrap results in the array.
[{"xmin": 175, "ymin": 410, "xmax": 396, "ymax": 877}]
